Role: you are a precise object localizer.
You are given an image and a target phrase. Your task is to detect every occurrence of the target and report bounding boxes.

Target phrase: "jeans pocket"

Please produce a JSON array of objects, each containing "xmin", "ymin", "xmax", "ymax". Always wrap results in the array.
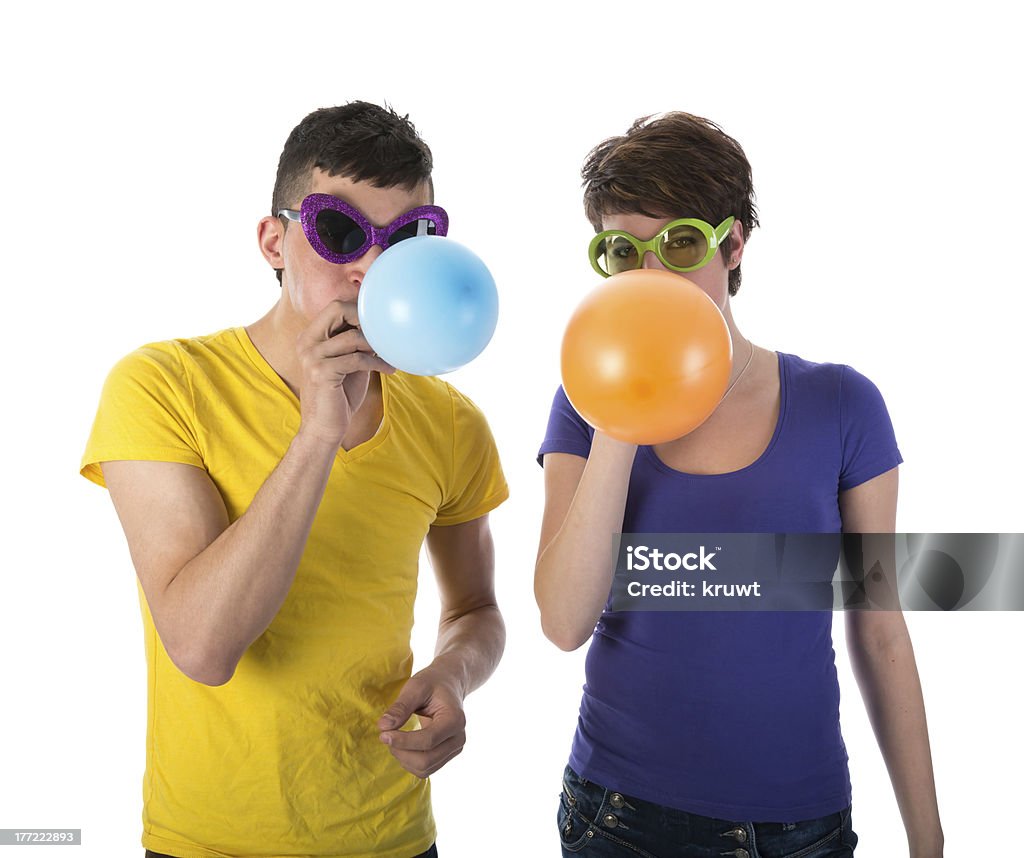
[
  {"xmin": 558, "ymin": 786, "xmax": 595, "ymax": 853},
  {"xmin": 556, "ymin": 766, "xmax": 664, "ymax": 857},
  {"xmin": 752, "ymin": 808, "xmax": 848, "ymax": 858}
]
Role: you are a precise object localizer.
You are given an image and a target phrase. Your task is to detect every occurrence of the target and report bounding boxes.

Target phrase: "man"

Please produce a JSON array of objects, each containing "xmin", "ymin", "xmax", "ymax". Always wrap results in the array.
[{"xmin": 81, "ymin": 101, "xmax": 508, "ymax": 858}]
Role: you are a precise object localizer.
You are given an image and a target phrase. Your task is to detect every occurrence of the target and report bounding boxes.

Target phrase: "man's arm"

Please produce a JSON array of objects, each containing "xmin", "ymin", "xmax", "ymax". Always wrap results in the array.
[
  {"xmin": 841, "ymin": 468, "xmax": 945, "ymax": 858},
  {"xmin": 102, "ymin": 300, "xmax": 392, "ymax": 686},
  {"xmin": 377, "ymin": 514, "xmax": 505, "ymax": 778},
  {"xmin": 103, "ymin": 432, "xmax": 337, "ymax": 686}
]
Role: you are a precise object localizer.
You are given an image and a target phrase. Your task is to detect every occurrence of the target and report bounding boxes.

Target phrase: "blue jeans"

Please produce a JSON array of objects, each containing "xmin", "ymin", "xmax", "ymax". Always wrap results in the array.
[{"xmin": 557, "ymin": 765, "xmax": 857, "ymax": 857}]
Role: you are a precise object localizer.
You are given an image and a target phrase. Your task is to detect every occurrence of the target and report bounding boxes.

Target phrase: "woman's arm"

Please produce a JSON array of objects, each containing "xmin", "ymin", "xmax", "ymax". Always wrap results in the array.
[
  {"xmin": 534, "ymin": 434, "xmax": 637, "ymax": 650},
  {"xmin": 841, "ymin": 468, "xmax": 945, "ymax": 857}
]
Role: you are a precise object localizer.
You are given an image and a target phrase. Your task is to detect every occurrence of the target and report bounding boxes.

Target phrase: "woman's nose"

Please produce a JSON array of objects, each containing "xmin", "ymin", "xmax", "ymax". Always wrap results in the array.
[{"xmin": 641, "ymin": 250, "xmax": 665, "ymax": 270}]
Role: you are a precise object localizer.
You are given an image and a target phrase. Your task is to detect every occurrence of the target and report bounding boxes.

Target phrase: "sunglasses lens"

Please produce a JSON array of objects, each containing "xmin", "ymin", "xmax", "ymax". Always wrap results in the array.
[
  {"xmin": 315, "ymin": 209, "xmax": 368, "ymax": 256},
  {"xmin": 388, "ymin": 217, "xmax": 442, "ymax": 245},
  {"xmin": 660, "ymin": 224, "xmax": 708, "ymax": 270},
  {"xmin": 596, "ymin": 235, "xmax": 640, "ymax": 275}
]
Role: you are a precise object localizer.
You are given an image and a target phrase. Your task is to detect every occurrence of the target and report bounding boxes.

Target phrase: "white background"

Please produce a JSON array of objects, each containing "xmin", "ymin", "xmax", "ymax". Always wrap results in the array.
[{"xmin": 2, "ymin": 1, "xmax": 1022, "ymax": 856}]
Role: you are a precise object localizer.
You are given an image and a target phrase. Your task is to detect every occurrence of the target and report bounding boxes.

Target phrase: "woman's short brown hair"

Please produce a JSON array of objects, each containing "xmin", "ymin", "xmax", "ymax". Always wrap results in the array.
[{"xmin": 582, "ymin": 112, "xmax": 759, "ymax": 296}]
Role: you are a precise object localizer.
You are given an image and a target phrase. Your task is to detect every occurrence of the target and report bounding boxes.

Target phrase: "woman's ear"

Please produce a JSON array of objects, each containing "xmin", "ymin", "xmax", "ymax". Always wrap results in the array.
[{"xmin": 726, "ymin": 220, "xmax": 745, "ymax": 269}]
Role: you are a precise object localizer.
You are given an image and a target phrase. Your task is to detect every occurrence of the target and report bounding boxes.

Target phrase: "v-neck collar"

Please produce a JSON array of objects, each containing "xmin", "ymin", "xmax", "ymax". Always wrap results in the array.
[{"xmin": 234, "ymin": 326, "xmax": 391, "ymax": 462}]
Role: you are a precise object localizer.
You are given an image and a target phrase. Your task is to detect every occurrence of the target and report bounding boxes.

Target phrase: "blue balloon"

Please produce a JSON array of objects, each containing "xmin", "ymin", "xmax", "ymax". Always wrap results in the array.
[{"xmin": 357, "ymin": 236, "xmax": 499, "ymax": 376}]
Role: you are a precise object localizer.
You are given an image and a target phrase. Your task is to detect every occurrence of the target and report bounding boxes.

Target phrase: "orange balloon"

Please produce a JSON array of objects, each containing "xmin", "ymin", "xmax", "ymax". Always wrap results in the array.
[{"xmin": 561, "ymin": 270, "xmax": 733, "ymax": 445}]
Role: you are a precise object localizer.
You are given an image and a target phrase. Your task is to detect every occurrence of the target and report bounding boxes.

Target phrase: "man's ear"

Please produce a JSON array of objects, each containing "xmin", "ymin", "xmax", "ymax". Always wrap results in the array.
[{"xmin": 257, "ymin": 215, "xmax": 285, "ymax": 272}]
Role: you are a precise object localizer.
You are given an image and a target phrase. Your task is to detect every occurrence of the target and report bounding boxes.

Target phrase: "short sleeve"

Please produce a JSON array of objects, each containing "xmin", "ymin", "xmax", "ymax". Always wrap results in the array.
[
  {"xmin": 838, "ymin": 365, "xmax": 903, "ymax": 492},
  {"xmin": 80, "ymin": 344, "xmax": 204, "ymax": 488},
  {"xmin": 536, "ymin": 385, "xmax": 595, "ymax": 466},
  {"xmin": 433, "ymin": 384, "xmax": 509, "ymax": 526}
]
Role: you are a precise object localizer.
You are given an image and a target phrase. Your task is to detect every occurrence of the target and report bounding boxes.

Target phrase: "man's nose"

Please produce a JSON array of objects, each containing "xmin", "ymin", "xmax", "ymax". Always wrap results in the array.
[{"xmin": 348, "ymin": 244, "xmax": 385, "ymax": 287}]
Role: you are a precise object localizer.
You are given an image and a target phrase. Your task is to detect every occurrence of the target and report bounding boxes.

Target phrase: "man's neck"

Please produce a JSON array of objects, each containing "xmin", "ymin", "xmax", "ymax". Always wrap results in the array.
[{"xmin": 245, "ymin": 302, "xmax": 308, "ymax": 397}]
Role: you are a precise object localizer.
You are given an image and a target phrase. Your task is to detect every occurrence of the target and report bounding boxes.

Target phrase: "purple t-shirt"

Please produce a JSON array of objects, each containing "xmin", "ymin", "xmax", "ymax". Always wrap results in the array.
[{"xmin": 538, "ymin": 351, "xmax": 902, "ymax": 822}]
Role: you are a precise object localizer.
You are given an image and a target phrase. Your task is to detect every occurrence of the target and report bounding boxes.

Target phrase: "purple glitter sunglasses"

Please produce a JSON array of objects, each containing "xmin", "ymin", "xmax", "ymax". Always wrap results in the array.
[{"xmin": 276, "ymin": 194, "xmax": 449, "ymax": 264}]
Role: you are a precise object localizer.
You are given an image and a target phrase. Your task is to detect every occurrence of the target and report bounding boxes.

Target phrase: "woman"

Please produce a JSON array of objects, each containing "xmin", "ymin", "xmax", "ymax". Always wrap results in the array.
[{"xmin": 534, "ymin": 113, "xmax": 943, "ymax": 857}]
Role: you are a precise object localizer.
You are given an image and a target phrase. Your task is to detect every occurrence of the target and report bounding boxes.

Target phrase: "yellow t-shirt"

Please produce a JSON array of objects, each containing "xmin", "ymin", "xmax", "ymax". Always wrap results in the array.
[{"xmin": 80, "ymin": 327, "xmax": 508, "ymax": 858}]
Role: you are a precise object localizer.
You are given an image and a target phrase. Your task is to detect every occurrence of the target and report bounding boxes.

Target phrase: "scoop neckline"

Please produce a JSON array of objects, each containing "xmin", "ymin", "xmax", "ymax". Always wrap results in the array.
[
  {"xmin": 641, "ymin": 350, "xmax": 788, "ymax": 480},
  {"xmin": 233, "ymin": 326, "xmax": 391, "ymax": 462}
]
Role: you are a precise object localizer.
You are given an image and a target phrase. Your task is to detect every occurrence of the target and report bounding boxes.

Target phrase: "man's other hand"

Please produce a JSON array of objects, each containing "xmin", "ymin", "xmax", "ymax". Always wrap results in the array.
[{"xmin": 377, "ymin": 667, "xmax": 467, "ymax": 779}]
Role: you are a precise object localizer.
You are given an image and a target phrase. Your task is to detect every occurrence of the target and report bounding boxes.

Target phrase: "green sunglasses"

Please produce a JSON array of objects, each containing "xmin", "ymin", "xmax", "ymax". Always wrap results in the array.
[{"xmin": 589, "ymin": 216, "xmax": 736, "ymax": 277}]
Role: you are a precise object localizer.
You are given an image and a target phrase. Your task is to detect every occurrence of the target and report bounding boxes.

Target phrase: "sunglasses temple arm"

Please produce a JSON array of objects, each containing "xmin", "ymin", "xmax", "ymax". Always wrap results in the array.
[{"xmin": 714, "ymin": 216, "xmax": 736, "ymax": 245}]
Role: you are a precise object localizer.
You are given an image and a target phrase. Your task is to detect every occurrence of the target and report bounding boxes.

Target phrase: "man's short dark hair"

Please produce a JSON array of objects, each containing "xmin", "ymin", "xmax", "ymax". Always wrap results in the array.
[
  {"xmin": 271, "ymin": 102, "xmax": 434, "ymax": 282},
  {"xmin": 581, "ymin": 112, "xmax": 759, "ymax": 296}
]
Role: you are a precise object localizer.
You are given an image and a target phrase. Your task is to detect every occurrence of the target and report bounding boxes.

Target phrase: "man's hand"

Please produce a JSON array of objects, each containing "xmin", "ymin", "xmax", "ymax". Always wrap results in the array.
[
  {"xmin": 377, "ymin": 666, "xmax": 467, "ymax": 779},
  {"xmin": 376, "ymin": 517, "xmax": 504, "ymax": 779},
  {"xmin": 296, "ymin": 300, "xmax": 394, "ymax": 446}
]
